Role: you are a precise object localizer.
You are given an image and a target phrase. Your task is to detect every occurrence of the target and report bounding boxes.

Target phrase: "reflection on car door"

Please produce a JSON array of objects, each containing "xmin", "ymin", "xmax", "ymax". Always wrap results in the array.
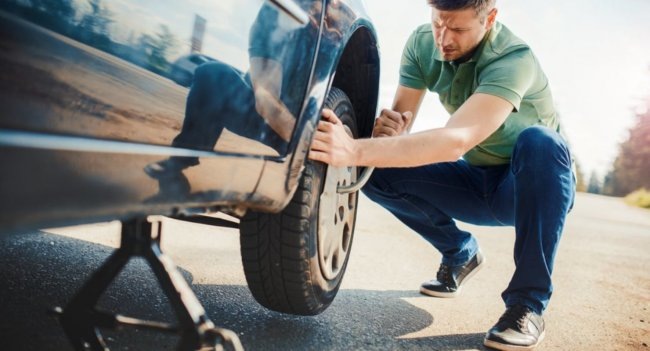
[{"xmin": 0, "ymin": 0, "xmax": 322, "ymax": 157}]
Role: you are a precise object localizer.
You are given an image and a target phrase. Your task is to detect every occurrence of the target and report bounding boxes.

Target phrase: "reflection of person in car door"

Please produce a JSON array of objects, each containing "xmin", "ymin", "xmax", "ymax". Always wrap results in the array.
[{"xmin": 144, "ymin": 1, "xmax": 320, "ymax": 196}]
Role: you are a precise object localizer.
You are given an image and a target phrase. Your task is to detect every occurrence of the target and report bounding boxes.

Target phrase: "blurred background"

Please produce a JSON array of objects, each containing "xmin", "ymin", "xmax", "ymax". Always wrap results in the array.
[{"xmin": 365, "ymin": 0, "xmax": 650, "ymax": 209}]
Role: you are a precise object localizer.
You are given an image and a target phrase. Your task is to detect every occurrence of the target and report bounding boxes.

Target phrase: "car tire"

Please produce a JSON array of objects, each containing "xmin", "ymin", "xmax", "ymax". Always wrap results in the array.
[{"xmin": 240, "ymin": 87, "xmax": 359, "ymax": 315}]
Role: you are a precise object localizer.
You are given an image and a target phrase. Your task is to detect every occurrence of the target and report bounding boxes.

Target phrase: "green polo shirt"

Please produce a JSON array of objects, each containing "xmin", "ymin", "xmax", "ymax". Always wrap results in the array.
[{"xmin": 400, "ymin": 22, "xmax": 559, "ymax": 166}]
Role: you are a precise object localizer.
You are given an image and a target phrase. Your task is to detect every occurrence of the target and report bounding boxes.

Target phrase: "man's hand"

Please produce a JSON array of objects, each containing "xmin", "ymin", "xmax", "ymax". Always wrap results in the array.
[
  {"xmin": 309, "ymin": 109, "xmax": 357, "ymax": 167},
  {"xmin": 372, "ymin": 109, "xmax": 413, "ymax": 138}
]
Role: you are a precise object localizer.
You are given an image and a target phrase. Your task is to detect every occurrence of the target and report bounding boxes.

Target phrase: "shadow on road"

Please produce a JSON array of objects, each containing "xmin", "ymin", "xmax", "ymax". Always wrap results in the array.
[
  {"xmin": 196, "ymin": 285, "xmax": 487, "ymax": 350},
  {"xmin": 0, "ymin": 231, "xmax": 488, "ymax": 351}
]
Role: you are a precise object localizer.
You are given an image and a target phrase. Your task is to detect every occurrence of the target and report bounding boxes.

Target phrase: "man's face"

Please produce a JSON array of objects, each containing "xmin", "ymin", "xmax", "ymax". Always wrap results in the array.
[{"xmin": 431, "ymin": 7, "xmax": 496, "ymax": 61}]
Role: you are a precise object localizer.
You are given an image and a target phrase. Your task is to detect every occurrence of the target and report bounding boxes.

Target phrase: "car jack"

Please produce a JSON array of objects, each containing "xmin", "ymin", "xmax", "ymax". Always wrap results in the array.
[{"xmin": 51, "ymin": 217, "xmax": 244, "ymax": 351}]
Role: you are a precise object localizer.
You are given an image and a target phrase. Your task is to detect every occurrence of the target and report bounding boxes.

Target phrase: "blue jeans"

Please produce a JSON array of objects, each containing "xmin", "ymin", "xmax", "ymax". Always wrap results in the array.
[
  {"xmin": 362, "ymin": 126, "xmax": 575, "ymax": 314},
  {"xmin": 172, "ymin": 61, "xmax": 288, "ymax": 156}
]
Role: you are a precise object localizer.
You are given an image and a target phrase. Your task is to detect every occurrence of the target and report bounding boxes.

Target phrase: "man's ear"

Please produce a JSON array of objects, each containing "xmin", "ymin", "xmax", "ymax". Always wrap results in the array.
[{"xmin": 485, "ymin": 8, "xmax": 498, "ymax": 29}]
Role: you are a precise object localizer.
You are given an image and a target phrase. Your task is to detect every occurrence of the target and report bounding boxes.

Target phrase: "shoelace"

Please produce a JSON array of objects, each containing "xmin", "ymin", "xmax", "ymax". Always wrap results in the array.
[
  {"xmin": 498, "ymin": 305, "xmax": 531, "ymax": 330},
  {"xmin": 436, "ymin": 264, "xmax": 453, "ymax": 285}
]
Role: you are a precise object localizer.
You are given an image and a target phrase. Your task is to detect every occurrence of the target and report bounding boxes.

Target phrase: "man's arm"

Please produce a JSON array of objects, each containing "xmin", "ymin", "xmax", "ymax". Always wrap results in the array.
[
  {"xmin": 373, "ymin": 85, "xmax": 426, "ymax": 137},
  {"xmin": 309, "ymin": 92, "xmax": 513, "ymax": 167},
  {"xmin": 392, "ymin": 85, "xmax": 426, "ymax": 132},
  {"xmin": 249, "ymin": 57, "xmax": 296, "ymax": 142}
]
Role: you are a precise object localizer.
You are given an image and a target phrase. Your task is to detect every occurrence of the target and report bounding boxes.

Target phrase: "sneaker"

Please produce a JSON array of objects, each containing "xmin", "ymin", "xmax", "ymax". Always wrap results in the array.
[
  {"xmin": 483, "ymin": 305, "xmax": 545, "ymax": 351},
  {"xmin": 144, "ymin": 158, "xmax": 195, "ymax": 179},
  {"xmin": 419, "ymin": 250, "xmax": 485, "ymax": 297}
]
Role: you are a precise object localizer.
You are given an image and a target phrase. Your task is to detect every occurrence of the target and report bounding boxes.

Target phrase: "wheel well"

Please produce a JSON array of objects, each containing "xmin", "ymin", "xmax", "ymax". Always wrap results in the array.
[{"xmin": 332, "ymin": 27, "xmax": 380, "ymax": 139}]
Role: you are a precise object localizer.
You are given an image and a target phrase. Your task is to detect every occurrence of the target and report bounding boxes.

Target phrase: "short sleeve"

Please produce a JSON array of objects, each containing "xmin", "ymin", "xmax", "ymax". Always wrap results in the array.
[
  {"xmin": 474, "ymin": 48, "xmax": 536, "ymax": 111},
  {"xmin": 399, "ymin": 30, "xmax": 427, "ymax": 90}
]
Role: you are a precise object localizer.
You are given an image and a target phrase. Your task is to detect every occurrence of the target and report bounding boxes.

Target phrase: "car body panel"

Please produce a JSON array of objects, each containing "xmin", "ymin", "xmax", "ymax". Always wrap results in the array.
[
  {"xmin": 0, "ymin": 0, "xmax": 379, "ymax": 233},
  {"xmin": 0, "ymin": 1, "xmax": 319, "ymax": 156},
  {"xmin": 0, "ymin": 134, "xmax": 265, "ymax": 231}
]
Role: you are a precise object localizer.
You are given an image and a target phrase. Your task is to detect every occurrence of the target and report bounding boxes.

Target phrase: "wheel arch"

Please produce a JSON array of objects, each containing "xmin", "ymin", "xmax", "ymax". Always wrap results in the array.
[
  {"xmin": 257, "ymin": 20, "xmax": 381, "ymax": 213},
  {"xmin": 331, "ymin": 25, "xmax": 380, "ymax": 139}
]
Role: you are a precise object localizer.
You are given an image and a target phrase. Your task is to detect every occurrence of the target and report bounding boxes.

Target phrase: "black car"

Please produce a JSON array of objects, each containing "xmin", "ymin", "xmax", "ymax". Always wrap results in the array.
[{"xmin": 0, "ymin": 0, "xmax": 379, "ymax": 349}]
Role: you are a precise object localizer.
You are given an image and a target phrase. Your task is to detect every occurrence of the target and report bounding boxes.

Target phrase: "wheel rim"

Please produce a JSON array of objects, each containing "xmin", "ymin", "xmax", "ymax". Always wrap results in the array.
[{"xmin": 317, "ymin": 125, "xmax": 357, "ymax": 280}]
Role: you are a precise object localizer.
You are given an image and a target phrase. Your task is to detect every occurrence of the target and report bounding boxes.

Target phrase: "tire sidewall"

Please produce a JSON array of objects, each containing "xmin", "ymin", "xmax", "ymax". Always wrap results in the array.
[{"xmin": 305, "ymin": 88, "xmax": 359, "ymax": 306}]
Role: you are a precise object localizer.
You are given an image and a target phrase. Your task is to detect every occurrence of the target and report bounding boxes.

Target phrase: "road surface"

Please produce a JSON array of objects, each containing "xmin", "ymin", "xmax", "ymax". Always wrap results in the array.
[{"xmin": 0, "ymin": 192, "xmax": 648, "ymax": 350}]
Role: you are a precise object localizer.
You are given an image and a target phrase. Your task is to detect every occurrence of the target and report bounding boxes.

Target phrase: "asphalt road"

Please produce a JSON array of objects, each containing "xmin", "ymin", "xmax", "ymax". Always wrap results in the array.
[{"xmin": 0, "ymin": 192, "xmax": 648, "ymax": 350}]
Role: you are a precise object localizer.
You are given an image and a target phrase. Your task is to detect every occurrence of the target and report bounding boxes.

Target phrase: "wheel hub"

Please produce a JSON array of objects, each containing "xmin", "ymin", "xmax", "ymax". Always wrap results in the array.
[{"xmin": 317, "ymin": 126, "xmax": 357, "ymax": 280}]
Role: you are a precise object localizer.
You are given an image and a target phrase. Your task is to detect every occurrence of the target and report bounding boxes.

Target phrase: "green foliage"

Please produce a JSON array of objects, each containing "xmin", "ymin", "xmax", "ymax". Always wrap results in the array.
[
  {"xmin": 31, "ymin": 0, "xmax": 75, "ymax": 19},
  {"xmin": 2, "ymin": 0, "xmax": 77, "ymax": 34},
  {"xmin": 78, "ymin": 0, "xmax": 113, "ymax": 37},
  {"xmin": 587, "ymin": 171, "xmax": 601, "ymax": 194},
  {"xmin": 624, "ymin": 188, "xmax": 650, "ymax": 209},
  {"xmin": 138, "ymin": 25, "xmax": 177, "ymax": 75},
  {"xmin": 2, "ymin": 0, "xmax": 177, "ymax": 78},
  {"xmin": 73, "ymin": 0, "xmax": 114, "ymax": 51}
]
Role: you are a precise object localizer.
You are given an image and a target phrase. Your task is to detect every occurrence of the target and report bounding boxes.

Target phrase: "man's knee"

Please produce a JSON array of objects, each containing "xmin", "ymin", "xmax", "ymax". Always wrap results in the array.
[
  {"xmin": 513, "ymin": 126, "xmax": 572, "ymax": 172},
  {"xmin": 515, "ymin": 126, "xmax": 569, "ymax": 156},
  {"xmin": 361, "ymin": 169, "xmax": 385, "ymax": 199},
  {"xmin": 361, "ymin": 168, "xmax": 402, "ymax": 200},
  {"xmin": 518, "ymin": 125, "xmax": 562, "ymax": 146},
  {"xmin": 194, "ymin": 61, "xmax": 241, "ymax": 87}
]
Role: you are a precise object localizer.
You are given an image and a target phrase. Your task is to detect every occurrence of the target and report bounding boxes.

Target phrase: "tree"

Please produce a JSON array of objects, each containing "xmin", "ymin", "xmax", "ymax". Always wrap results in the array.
[
  {"xmin": 12, "ymin": 0, "xmax": 77, "ymax": 34},
  {"xmin": 587, "ymin": 171, "xmax": 601, "ymax": 194},
  {"xmin": 78, "ymin": 0, "xmax": 113, "ymax": 37},
  {"xmin": 604, "ymin": 99, "xmax": 650, "ymax": 196},
  {"xmin": 75, "ymin": 0, "xmax": 114, "ymax": 51},
  {"xmin": 138, "ymin": 25, "xmax": 177, "ymax": 75},
  {"xmin": 31, "ymin": 0, "xmax": 75, "ymax": 20}
]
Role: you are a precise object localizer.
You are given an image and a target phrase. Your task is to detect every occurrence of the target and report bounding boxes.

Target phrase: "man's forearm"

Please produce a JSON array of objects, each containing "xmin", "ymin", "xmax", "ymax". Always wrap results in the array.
[
  {"xmin": 353, "ymin": 127, "xmax": 466, "ymax": 168},
  {"xmin": 391, "ymin": 85, "xmax": 426, "ymax": 132},
  {"xmin": 355, "ymin": 93, "xmax": 514, "ymax": 167}
]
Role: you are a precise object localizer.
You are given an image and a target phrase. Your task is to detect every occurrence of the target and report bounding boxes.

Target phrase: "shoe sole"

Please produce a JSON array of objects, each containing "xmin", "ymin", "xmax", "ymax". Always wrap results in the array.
[
  {"xmin": 483, "ymin": 331, "xmax": 545, "ymax": 351},
  {"xmin": 419, "ymin": 254, "xmax": 486, "ymax": 298}
]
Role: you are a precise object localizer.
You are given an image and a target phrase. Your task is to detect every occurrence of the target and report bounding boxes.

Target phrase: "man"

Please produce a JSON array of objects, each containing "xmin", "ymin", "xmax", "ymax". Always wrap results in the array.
[{"xmin": 309, "ymin": 0, "xmax": 575, "ymax": 350}]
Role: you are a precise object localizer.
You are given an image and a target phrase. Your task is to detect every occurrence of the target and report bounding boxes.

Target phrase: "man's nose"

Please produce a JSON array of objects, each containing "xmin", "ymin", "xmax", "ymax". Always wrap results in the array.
[{"xmin": 439, "ymin": 27, "xmax": 452, "ymax": 47}]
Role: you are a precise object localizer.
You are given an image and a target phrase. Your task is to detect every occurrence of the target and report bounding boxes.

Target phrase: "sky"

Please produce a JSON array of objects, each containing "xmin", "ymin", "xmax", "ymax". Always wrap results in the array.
[{"xmin": 364, "ymin": 0, "xmax": 650, "ymax": 178}]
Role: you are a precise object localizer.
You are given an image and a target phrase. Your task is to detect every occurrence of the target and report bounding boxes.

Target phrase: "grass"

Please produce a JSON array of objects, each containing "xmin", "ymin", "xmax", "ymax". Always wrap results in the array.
[{"xmin": 624, "ymin": 188, "xmax": 650, "ymax": 209}]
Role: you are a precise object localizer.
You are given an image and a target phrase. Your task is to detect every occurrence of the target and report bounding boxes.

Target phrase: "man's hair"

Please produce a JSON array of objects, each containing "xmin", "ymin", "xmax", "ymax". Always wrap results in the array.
[{"xmin": 427, "ymin": 0, "xmax": 496, "ymax": 21}]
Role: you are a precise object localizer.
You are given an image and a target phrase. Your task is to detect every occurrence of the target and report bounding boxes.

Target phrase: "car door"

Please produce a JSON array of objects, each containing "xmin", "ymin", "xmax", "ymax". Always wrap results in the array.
[{"xmin": 0, "ymin": 0, "xmax": 322, "ymax": 157}]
